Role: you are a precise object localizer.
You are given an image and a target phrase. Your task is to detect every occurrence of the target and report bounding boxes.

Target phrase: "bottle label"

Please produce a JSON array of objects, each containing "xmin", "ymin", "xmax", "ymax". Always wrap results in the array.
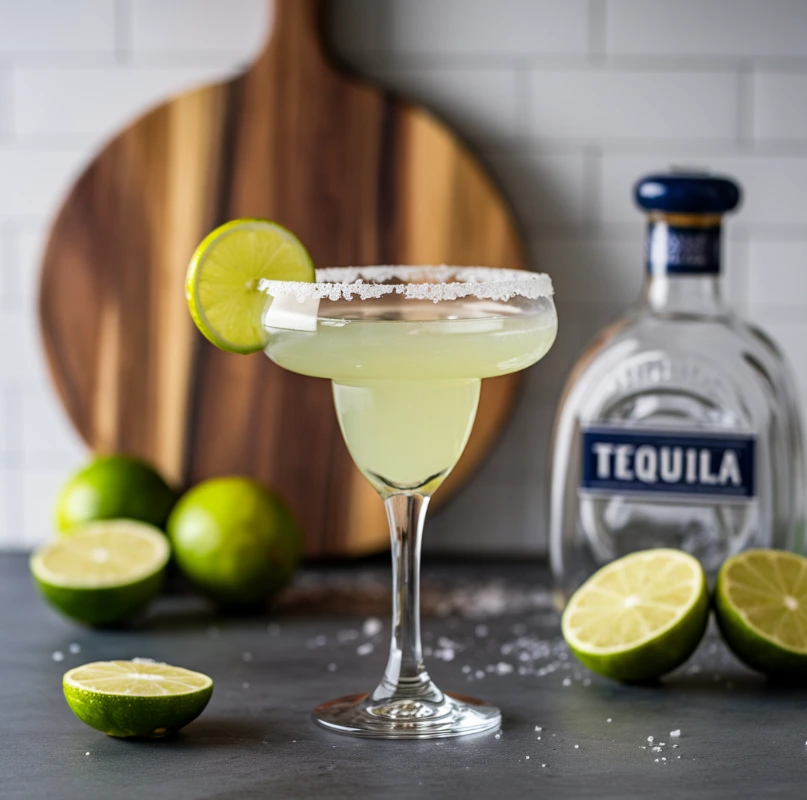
[
  {"xmin": 645, "ymin": 222, "xmax": 721, "ymax": 275},
  {"xmin": 581, "ymin": 426, "xmax": 755, "ymax": 499}
]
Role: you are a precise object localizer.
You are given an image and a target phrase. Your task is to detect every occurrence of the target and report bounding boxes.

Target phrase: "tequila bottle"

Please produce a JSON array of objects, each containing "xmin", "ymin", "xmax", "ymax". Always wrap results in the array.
[{"xmin": 549, "ymin": 173, "xmax": 805, "ymax": 602}]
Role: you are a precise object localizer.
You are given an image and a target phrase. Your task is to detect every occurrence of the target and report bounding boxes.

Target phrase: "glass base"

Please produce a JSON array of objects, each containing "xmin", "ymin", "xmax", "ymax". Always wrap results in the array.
[{"xmin": 312, "ymin": 691, "xmax": 501, "ymax": 739}]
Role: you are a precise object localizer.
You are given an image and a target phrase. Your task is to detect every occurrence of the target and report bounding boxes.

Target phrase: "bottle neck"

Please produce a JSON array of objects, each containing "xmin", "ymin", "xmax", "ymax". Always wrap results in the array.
[{"xmin": 642, "ymin": 213, "xmax": 726, "ymax": 315}]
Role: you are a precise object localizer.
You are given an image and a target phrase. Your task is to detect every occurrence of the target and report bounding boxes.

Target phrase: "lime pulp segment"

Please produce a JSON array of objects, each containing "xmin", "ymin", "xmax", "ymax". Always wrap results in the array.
[
  {"xmin": 31, "ymin": 521, "xmax": 169, "ymax": 588},
  {"xmin": 64, "ymin": 660, "xmax": 212, "ymax": 696}
]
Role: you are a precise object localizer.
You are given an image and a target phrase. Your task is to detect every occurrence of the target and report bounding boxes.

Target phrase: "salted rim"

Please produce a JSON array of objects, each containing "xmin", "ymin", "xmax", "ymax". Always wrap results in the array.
[{"xmin": 258, "ymin": 265, "xmax": 553, "ymax": 303}]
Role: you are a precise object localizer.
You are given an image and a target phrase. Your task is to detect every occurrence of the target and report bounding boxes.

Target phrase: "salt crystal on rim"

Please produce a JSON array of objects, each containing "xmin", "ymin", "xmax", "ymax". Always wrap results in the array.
[
  {"xmin": 260, "ymin": 266, "xmax": 554, "ymax": 304},
  {"xmin": 670, "ymin": 730, "xmax": 681, "ymax": 737}
]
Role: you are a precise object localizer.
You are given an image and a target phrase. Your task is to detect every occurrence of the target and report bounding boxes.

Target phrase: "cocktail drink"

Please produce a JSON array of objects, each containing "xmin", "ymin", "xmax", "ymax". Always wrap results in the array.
[{"xmin": 261, "ymin": 266, "xmax": 557, "ymax": 738}]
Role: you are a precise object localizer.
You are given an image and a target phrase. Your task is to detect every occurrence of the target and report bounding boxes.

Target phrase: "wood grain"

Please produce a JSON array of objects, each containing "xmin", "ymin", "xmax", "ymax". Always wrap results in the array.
[{"xmin": 38, "ymin": 0, "xmax": 528, "ymax": 557}]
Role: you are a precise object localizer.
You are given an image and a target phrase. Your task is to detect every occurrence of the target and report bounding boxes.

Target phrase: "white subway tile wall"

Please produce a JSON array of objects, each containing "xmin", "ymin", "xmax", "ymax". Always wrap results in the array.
[{"xmin": 0, "ymin": 0, "xmax": 805, "ymax": 552}]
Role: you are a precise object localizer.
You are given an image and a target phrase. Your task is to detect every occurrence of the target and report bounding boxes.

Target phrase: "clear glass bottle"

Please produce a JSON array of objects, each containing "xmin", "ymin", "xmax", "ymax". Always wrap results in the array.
[{"xmin": 549, "ymin": 172, "xmax": 805, "ymax": 603}]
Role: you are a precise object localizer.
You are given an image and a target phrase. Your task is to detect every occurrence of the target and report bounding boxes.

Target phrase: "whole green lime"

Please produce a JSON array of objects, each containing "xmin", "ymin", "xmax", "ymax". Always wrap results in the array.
[
  {"xmin": 55, "ymin": 455, "xmax": 177, "ymax": 534},
  {"xmin": 167, "ymin": 477, "xmax": 302, "ymax": 606}
]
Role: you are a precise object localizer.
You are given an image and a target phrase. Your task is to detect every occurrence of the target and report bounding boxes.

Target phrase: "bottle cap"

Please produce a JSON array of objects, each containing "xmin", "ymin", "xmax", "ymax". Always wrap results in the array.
[{"xmin": 634, "ymin": 171, "xmax": 741, "ymax": 214}]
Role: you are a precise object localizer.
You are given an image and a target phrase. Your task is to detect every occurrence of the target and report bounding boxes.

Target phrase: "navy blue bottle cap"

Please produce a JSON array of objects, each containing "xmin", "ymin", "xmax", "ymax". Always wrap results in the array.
[{"xmin": 635, "ymin": 171, "xmax": 741, "ymax": 214}]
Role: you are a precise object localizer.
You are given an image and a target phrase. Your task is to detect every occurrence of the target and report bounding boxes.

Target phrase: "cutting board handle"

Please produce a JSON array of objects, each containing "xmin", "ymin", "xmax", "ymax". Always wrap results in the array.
[{"xmin": 258, "ymin": 0, "xmax": 328, "ymax": 65}]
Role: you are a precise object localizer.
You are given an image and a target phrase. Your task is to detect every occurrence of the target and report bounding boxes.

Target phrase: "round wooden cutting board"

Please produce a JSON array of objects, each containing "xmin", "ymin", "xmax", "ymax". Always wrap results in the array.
[{"xmin": 38, "ymin": 0, "xmax": 528, "ymax": 557}]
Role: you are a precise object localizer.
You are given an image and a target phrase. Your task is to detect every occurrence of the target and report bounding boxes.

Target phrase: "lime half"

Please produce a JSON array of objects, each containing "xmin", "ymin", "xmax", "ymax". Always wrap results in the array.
[
  {"xmin": 715, "ymin": 549, "xmax": 807, "ymax": 679},
  {"xmin": 64, "ymin": 660, "xmax": 213, "ymax": 738},
  {"xmin": 562, "ymin": 549, "xmax": 709, "ymax": 682},
  {"xmin": 30, "ymin": 521, "xmax": 169, "ymax": 626},
  {"xmin": 186, "ymin": 218, "xmax": 315, "ymax": 354}
]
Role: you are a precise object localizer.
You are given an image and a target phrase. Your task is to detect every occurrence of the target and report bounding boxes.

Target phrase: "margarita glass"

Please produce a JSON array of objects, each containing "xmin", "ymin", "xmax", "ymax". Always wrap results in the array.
[{"xmin": 261, "ymin": 266, "xmax": 556, "ymax": 738}]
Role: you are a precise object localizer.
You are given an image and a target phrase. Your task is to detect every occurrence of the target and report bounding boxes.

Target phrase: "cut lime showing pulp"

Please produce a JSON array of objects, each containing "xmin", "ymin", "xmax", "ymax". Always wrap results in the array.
[
  {"xmin": 64, "ymin": 660, "xmax": 213, "ymax": 738},
  {"xmin": 715, "ymin": 549, "xmax": 807, "ymax": 680},
  {"xmin": 30, "ymin": 521, "xmax": 169, "ymax": 626},
  {"xmin": 562, "ymin": 549, "xmax": 709, "ymax": 682},
  {"xmin": 186, "ymin": 218, "xmax": 315, "ymax": 354}
]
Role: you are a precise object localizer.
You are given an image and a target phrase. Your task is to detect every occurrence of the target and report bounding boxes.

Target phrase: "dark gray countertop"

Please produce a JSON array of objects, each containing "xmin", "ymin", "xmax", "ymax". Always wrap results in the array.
[{"xmin": 2, "ymin": 552, "xmax": 806, "ymax": 799}]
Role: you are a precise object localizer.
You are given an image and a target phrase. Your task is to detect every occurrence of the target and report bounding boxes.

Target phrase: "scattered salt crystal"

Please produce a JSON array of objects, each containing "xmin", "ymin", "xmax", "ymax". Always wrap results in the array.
[
  {"xmin": 462, "ymin": 666, "xmax": 472, "ymax": 674},
  {"xmin": 562, "ymin": 678, "xmax": 571, "ymax": 687},
  {"xmin": 535, "ymin": 726, "xmax": 542, "ymax": 732},
  {"xmin": 242, "ymin": 651, "xmax": 253, "ymax": 662},
  {"xmin": 68, "ymin": 643, "xmax": 81, "ymax": 655},
  {"xmin": 574, "ymin": 744, "xmax": 579, "ymax": 749},
  {"xmin": 607, "ymin": 718, "xmax": 612, "ymax": 723},
  {"xmin": 541, "ymin": 764, "xmax": 546, "ymax": 768},
  {"xmin": 85, "ymin": 752, "xmax": 90, "ymax": 756},
  {"xmin": 654, "ymin": 759, "xmax": 659, "ymax": 763},
  {"xmin": 267, "ymin": 623, "xmax": 280, "ymax": 636},
  {"xmin": 363, "ymin": 617, "xmax": 382, "ymax": 637},
  {"xmin": 677, "ymin": 756, "xmax": 681, "ymax": 759},
  {"xmin": 494, "ymin": 662, "xmax": 513, "ymax": 675},
  {"xmin": 337, "ymin": 629, "xmax": 359, "ymax": 643},
  {"xmin": 651, "ymin": 746, "xmax": 662, "ymax": 752},
  {"xmin": 475, "ymin": 624, "xmax": 489, "ymax": 638},
  {"xmin": 475, "ymin": 670, "xmax": 485, "ymax": 679},
  {"xmin": 356, "ymin": 642, "xmax": 374, "ymax": 656},
  {"xmin": 537, "ymin": 736, "xmax": 541, "ymax": 740},
  {"xmin": 494, "ymin": 733, "xmax": 501, "ymax": 740},
  {"xmin": 670, "ymin": 730, "xmax": 681, "ymax": 738},
  {"xmin": 327, "ymin": 663, "xmax": 338, "ymax": 672},
  {"xmin": 641, "ymin": 746, "xmax": 646, "ymax": 750},
  {"xmin": 526, "ymin": 756, "xmax": 530, "ymax": 760},
  {"xmin": 647, "ymin": 736, "xmax": 654, "ymax": 743},
  {"xmin": 52, "ymin": 651, "xmax": 64, "ymax": 662},
  {"xmin": 661, "ymin": 757, "xmax": 666, "ymax": 762},
  {"xmin": 242, "ymin": 682, "xmax": 250, "ymax": 689},
  {"xmin": 206, "ymin": 626, "xmax": 220, "ymax": 639},
  {"xmin": 660, "ymin": 742, "xmax": 666, "ymax": 746}
]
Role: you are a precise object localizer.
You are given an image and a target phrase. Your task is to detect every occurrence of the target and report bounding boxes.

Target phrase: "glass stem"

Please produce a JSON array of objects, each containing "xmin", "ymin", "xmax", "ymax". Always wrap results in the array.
[{"xmin": 372, "ymin": 493, "xmax": 441, "ymax": 704}]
